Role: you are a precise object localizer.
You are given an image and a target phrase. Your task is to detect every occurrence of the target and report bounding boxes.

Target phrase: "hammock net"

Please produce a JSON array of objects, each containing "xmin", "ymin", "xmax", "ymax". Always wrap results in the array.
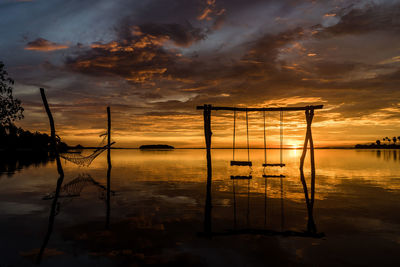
[{"xmin": 60, "ymin": 132, "xmax": 114, "ymax": 167}]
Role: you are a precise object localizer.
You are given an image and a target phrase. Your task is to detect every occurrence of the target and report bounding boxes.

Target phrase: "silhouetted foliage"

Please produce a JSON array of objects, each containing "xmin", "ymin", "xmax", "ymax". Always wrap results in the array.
[
  {"xmin": 0, "ymin": 61, "xmax": 24, "ymax": 126},
  {"xmin": 356, "ymin": 136, "xmax": 400, "ymax": 149},
  {"xmin": 0, "ymin": 124, "xmax": 68, "ymax": 152}
]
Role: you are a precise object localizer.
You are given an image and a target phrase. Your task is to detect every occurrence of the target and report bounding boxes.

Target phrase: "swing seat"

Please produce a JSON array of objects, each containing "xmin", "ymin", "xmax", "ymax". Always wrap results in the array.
[
  {"xmin": 231, "ymin": 175, "xmax": 252, "ymax": 180},
  {"xmin": 262, "ymin": 163, "xmax": 285, "ymax": 167},
  {"xmin": 262, "ymin": 174, "xmax": 285, "ymax": 178},
  {"xmin": 231, "ymin": 160, "xmax": 252, "ymax": 166}
]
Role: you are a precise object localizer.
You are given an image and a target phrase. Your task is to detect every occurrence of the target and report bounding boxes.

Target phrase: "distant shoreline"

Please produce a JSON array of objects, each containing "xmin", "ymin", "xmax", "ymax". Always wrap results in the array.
[
  {"xmin": 66, "ymin": 147, "xmax": 399, "ymax": 150},
  {"xmin": 354, "ymin": 144, "xmax": 400, "ymax": 149}
]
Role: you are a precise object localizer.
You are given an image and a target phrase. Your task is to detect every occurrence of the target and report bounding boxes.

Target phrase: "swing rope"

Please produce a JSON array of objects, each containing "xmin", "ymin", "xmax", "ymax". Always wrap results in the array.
[
  {"xmin": 280, "ymin": 109, "xmax": 283, "ymax": 166},
  {"xmin": 246, "ymin": 109, "xmax": 250, "ymax": 162},
  {"xmin": 263, "ymin": 110, "xmax": 267, "ymax": 165},
  {"xmin": 262, "ymin": 109, "xmax": 285, "ymax": 172},
  {"xmin": 233, "ymin": 109, "xmax": 236, "ymax": 161},
  {"xmin": 231, "ymin": 108, "xmax": 252, "ymax": 167}
]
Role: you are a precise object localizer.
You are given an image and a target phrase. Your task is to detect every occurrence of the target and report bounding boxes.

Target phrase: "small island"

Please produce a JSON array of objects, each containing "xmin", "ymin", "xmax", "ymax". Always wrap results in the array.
[{"xmin": 139, "ymin": 144, "xmax": 174, "ymax": 150}]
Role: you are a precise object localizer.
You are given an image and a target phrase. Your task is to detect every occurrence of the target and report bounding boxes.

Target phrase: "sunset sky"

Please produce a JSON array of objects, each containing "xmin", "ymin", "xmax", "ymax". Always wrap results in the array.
[{"xmin": 1, "ymin": 0, "xmax": 399, "ymax": 148}]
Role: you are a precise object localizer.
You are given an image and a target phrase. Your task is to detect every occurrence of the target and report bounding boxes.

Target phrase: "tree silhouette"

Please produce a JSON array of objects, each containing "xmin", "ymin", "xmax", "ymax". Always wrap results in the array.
[
  {"xmin": 0, "ymin": 61, "xmax": 24, "ymax": 127},
  {"xmin": 376, "ymin": 140, "xmax": 381, "ymax": 146},
  {"xmin": 383, "ymin": 137, "xmax": 391, "ymax": 144},
  {"xmin": 393, "ymin": 137, "xmax": 397, "ymax": 145}
]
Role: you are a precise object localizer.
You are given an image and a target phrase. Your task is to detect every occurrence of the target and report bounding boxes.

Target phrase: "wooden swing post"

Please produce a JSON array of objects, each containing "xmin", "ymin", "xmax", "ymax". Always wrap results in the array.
[
  {"xmin": 299, "ymin": 108, "xmax": 317, "ymax": 214},
  {"xmin": 299, "ymin": 109, "xmax": 315, "ymax": 171}
]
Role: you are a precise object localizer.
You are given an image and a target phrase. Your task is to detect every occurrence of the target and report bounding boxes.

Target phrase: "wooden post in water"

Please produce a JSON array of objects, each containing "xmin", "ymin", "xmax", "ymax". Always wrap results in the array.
[
  {"xmin": 308, "ymin": 109, "xmax": 315, "ymax": 208},
  {"xmin": 106, "ymin": 106, "xmax": 111, "ymax": 229},
  {"xmin": 203, "ymin": 104, "xmax": 213, "ymax": 235},
  {"xmin": 39, "ymin": 88, "xmax": 63, "ymax": 175},
  {"xmin": 36, "ymin": 88, "xmax": 65, "ymax": 264}
]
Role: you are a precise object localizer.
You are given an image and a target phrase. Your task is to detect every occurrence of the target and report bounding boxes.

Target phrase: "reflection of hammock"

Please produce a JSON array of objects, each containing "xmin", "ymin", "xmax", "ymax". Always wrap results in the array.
[{"xmin": 43, "ymin": 173, "xmax": 115, "ymax": 200}]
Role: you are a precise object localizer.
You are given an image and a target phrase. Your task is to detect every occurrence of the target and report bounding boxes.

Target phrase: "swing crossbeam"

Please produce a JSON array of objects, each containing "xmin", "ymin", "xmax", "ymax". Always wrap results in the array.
[
  {"xmin": 262, "ymin": 163, "xmax": 285, "ymax": 167},
  {"xmin": 262, "ymin": 174, "xmax": 286, "ymax": 178},
  {"xmin": 231, "ymin": 175, "xmax": 253, "ymax": 180},
  {"xmin": 196, "ymin": 105, "xmax": 323, "ymax": 111},
  {"xmin": 231, "ymin": 160, "xmax": 252, "ymax": 166}
]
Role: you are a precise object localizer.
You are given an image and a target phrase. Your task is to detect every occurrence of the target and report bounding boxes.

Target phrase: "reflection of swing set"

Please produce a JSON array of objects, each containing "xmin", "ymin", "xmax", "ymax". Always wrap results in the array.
[
  {"xmin": 231, "ymin": 175, "xmax": 285, "ymax": 231},
  {"xmin": 205, "ymin": 170, "xmax": 323, "ymax": 238}
]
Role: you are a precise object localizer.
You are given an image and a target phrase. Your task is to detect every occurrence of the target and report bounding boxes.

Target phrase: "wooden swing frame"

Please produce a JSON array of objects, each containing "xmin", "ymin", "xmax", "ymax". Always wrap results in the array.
[
  {"xmin": 198, "ymin": 104, "xmax": 323, "ymax": 237},
  {"xmin": 197, "ymin": 104, "xmax": 323, "ymax": 171}
]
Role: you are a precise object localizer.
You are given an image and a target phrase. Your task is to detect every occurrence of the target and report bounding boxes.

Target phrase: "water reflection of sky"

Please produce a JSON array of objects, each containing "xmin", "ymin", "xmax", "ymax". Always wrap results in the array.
[
  {"xmin": 2, "ymin": 149, "xmax": 400, "ymax": 215},
  {"xmin": 1, "ymin": 149, "xmax": 400, "ymax": 266}
]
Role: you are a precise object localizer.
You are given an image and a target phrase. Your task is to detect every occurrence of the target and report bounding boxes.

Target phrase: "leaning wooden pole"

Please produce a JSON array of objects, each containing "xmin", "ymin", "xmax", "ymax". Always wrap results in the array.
[
  {"xmin": 204, "ymin": 104, "xmax": 213, "ymax": 235},
  {"xmin": 299, "ymin": 110, "xmax": 310, "ymax": 171},
  {"xmin": 39, "ymin": 88, "xmax": 63, "ymax": 174},
  {"xmin": 36, "ymin": 88, "xmax": 65, "ymax": 264},
  {"xmin": 308, "ymin": 109, "xmax": 315, "ymax": 208},
  {"xmin": 106, "ymin": 106, "xmax": 111, "ymax": 229}
]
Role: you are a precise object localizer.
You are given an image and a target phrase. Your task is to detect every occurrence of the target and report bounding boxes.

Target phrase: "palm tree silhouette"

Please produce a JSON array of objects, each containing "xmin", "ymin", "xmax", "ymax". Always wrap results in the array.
[{"xmin": 383, "ymin": 137, "xmax": 391, "ymax": 145}]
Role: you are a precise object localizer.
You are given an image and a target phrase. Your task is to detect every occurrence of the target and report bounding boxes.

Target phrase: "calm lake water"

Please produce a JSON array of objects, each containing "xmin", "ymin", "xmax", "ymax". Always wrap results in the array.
[{"xmin": 1, "ymin": 149, "xmax": 400, "ymax": 266}]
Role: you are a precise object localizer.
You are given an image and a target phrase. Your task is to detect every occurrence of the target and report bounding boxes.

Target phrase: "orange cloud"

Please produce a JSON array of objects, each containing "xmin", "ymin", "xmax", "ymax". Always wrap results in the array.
[
  {"xmin": 197, "ymin": 0, "xmax": 225, "ymax": 22},
  {"xmin": 198, "ymin": 7, "xmax": 213, "ymax": 20},
  {"xmin": 25, "ymin": 38, "xmax": 68, "ymax": 51}
]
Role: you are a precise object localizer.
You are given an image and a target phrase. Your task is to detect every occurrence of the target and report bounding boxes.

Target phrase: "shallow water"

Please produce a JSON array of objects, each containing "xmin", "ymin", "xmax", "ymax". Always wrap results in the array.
[{"xmin": 1, "ymin": 149, "xmax": 400, "ymax": 266}]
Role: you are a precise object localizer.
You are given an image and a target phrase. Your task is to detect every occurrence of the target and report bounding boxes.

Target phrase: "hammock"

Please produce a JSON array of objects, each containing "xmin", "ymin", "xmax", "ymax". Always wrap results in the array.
[{"xmin": 60, "ymin": 133, "xmax": 115, "ymax": 167}]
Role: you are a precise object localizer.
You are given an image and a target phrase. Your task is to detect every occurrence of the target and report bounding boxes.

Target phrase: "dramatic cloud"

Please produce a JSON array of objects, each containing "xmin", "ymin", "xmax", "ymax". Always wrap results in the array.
[
  {"xmin": 2, "ymin": 0, "xmax": 400, "ymax": 147},
  {"xmin": 66, "ymin": 26, "xmax": 183, "ymax": 85},
  {"xmin": 316, "ymin": 2, "xmax": 400, "ymax": 37},
  {"xmin": 24, "ymin": 38, "xmax": 69, "ymax": 51},
  {"xmin": 197, "ymin": 0, "xmax": 226, "ymax": 24}
]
